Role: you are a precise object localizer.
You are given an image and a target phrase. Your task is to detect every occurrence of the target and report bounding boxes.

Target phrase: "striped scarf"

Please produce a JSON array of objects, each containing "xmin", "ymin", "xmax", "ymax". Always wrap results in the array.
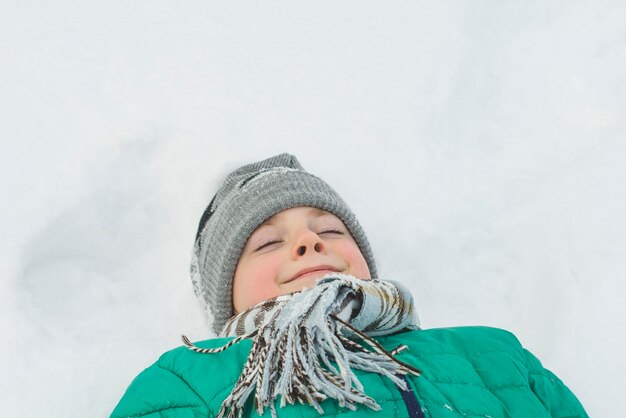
[{"xmin": 182, "ymin": 274, "xmax": 421, "ymax": 418}]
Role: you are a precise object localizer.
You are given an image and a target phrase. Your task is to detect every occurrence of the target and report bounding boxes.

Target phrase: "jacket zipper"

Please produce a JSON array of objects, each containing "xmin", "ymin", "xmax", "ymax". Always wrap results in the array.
[{"xmin": 396, "ymin": 375, "xmax": 425, "ymax": 418}]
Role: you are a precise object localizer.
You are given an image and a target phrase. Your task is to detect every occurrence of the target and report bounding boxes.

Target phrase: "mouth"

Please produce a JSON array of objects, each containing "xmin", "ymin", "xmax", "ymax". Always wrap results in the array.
[{"xmin": 286, "ymin": 265, "xmax": 342, "ymax": 284}]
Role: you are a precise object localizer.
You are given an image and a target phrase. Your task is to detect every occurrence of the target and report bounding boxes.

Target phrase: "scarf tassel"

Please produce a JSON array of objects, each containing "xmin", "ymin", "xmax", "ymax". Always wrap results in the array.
[
  {"xmin": 181, "ymin": 275, "xmax": 422, "ymax": 418},
  {"xmin": 181, "ymin": 316, "xmax": 420, "ymax": 418}
]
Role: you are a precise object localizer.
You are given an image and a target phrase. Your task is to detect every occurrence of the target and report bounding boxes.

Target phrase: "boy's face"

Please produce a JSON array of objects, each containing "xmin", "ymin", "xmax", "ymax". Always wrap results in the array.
[{"xmin": 232, "ymin": 206, "xmax": 371, "ymax": 313}]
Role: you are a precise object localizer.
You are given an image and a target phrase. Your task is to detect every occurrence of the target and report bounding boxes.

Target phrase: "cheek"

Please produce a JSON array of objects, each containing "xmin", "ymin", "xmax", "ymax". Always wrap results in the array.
[
  {"xmin": 232, "ymin": 256, "xmax": 283, "ymax": 312},
  {"xmin": 336, "ymin": 241, "xmax": 371, "ymax": 279}
]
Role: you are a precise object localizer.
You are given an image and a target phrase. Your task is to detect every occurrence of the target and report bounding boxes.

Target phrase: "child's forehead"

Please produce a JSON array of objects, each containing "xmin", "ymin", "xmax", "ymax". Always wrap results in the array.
[{"xmin": 259, "ymin": 206, "xmax": 333, "ymax": 227}]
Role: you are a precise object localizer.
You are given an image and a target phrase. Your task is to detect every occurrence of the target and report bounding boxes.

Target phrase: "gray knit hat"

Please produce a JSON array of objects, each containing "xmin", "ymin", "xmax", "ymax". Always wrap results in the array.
[{"xmin": 190, "ymin": 153, "xmax": 378, "ymax": 335}]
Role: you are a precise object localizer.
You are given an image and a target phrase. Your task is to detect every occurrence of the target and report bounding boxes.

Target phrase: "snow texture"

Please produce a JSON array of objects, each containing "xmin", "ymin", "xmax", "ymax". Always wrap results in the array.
[{"xmin": 1, "ymin": 1, "xmax": 623, "ymax": 416}]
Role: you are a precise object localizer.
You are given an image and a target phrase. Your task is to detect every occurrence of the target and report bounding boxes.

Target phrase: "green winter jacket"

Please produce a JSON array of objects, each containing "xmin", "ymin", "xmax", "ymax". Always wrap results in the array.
[{"xmin": 111, "ymin": 326, "xmax": 588, "ymax": 418}]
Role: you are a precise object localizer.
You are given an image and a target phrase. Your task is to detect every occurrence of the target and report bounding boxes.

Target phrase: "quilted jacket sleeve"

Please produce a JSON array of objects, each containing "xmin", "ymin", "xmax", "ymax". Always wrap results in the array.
[
  {"xmin": 110, "ymin": 362, "xmax": 210, "ymax": 418},
  {"xmin": 523, "ymin": 349, "xmax": 589, "ymax": 418}
]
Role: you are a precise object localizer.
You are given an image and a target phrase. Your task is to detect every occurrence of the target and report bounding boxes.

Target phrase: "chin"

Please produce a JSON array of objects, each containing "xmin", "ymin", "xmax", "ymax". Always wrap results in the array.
[{"xmin": 286, "ymin": 276, "xmax": 320, "ymax": 292}]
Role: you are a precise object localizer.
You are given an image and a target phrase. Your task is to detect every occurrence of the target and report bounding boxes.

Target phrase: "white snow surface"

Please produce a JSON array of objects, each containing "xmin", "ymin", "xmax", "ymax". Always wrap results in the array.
[{"xmin": 1, "ymin": 1, "xmax": 624, "ymax": 416}]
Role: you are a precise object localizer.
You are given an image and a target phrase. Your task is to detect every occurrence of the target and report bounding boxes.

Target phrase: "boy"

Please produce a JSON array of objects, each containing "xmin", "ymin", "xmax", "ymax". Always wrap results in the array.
[{"xmin": 111, "ymin": 153, "xmax": 588, "ymax": 418}]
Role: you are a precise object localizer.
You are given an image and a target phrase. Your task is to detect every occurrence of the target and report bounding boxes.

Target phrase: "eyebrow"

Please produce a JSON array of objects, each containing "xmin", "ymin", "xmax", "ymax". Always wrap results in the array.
[{"xmin": 259, "ymin": 207, "xmax": 329, "ymax": 227}]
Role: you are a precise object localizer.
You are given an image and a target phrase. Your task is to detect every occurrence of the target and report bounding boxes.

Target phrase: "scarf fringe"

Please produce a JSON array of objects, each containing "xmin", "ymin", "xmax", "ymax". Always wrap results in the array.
[{"xmin": 182, "ymin": 275, "xmax": 421, "ymax": 417}]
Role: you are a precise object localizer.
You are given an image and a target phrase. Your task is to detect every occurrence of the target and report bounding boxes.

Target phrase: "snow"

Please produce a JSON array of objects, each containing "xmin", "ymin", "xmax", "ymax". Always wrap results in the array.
[{"xmin": 1, "ymin": 1, "xmax": 623, "ymax": 416}]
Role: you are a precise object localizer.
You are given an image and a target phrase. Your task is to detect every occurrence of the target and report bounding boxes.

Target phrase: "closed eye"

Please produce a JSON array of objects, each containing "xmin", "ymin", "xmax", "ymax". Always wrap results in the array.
[
  {"xmin": 319, "ymin": 228, "xmax": 343, "ymax": 235},
  {"xmin": 254, "ymin": 229, "xmax": 343, "ymax": 251},
  {"xmin": 255, "ymin": 239, "xmax": 282, "ymax": 251}
]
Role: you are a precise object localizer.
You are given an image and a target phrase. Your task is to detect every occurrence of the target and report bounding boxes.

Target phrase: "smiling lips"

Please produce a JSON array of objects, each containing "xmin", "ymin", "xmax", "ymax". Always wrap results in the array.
[{"xmin": 287, "ymin": 265, "xmax": 341, "ymax": 283}]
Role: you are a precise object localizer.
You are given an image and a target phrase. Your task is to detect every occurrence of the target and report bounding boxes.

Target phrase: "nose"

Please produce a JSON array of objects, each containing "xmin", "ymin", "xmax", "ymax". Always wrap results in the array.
[{"xmin": 292, "ymin": 229, "xmax": 327, "ymax": 258}]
